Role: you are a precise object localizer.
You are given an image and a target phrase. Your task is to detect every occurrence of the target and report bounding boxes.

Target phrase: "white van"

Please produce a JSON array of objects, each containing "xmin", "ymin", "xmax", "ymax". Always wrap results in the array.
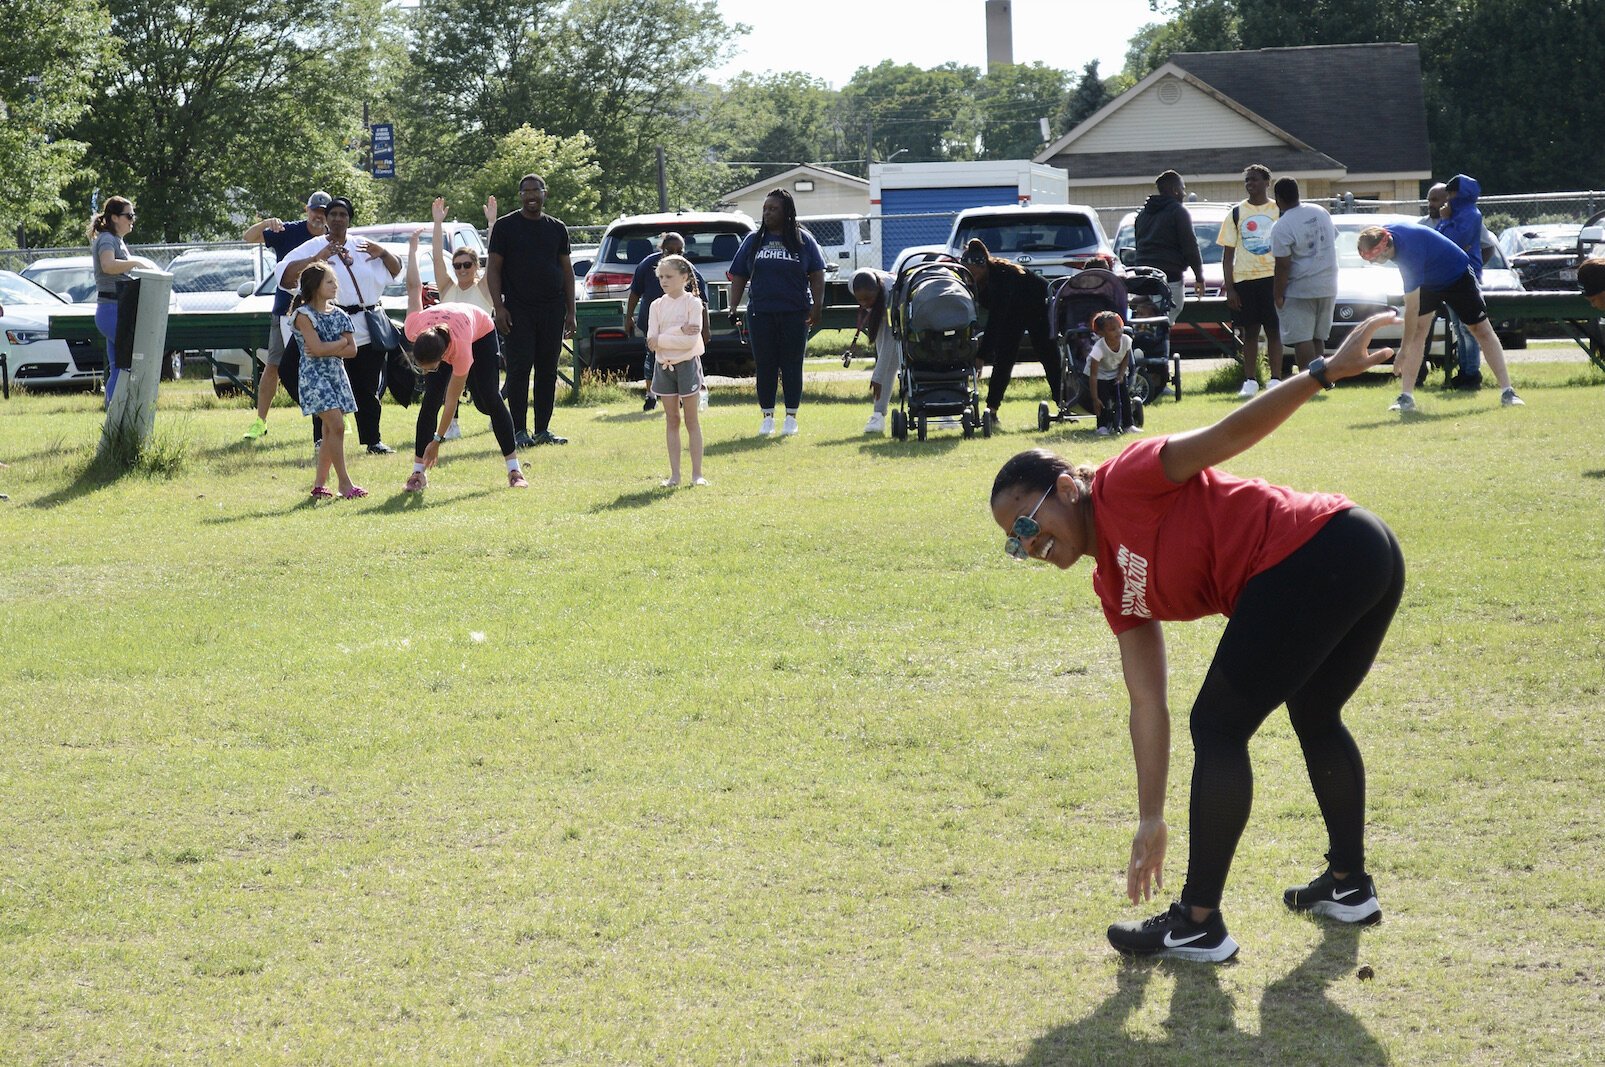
[{"xmin": 799, "ymin": 214, "xmax": 872, "ymax": 276}]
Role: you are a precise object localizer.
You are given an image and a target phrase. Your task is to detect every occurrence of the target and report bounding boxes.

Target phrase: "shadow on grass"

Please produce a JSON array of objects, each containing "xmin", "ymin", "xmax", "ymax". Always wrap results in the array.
[
  {"xmin": 588, "ymin": 486, "xmax": 670, "ymax": 512},
  {"xmin": 1583, "ymin": 469, "xmax": 1605, "ymax": 480},
  {"xmin": 929, "ymin": 923, "xmax": 1385, "ymax": 1067},
  {"xmin": 29, "ymin": 455, "xmax": 126, "ymax": 510},
  {"xmin": 198, "ymin": 485, "xmax": 497, "ymax": 522}
]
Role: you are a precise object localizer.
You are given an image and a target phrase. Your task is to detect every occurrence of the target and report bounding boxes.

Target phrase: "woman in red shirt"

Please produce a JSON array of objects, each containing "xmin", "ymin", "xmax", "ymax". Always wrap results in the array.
[{"xmin": 990, "ymin": 311, "xmax": 1406, "ymax": 962}]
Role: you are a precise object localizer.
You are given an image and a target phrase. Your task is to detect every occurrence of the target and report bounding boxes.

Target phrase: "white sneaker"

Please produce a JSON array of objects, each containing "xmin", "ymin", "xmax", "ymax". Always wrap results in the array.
[
  {"xmin": 864, "ymin": 412, "xmax": 886, "ymax": 434},
  {"xmin": 443, "ymin": 419, "xmax": 462, "ymax": 441},
  {"xmin": 1388, "ymin": 393, "xmax": 1416, "ymax": 413},
  {"xmin": 758, "ymin": 414, "xmax": 775, "ymax": 436},
  {"xmin": 1500, "ymin": 387, "xmax": 1524, "ymax": 407},
  {"xmin": 1265, "ymin": 378, "xmax": 1281, "ymax": 390},
  {"xmin": 1096, "ymin": 426, "xmax": 1110, "ymax": 436},
  {"xmin": 1237, "ymin": 380, "xmax": 1259, "ymax": 399},
  {"xmin": 699, "ymin": 388, "xmax": 709, "ymax": 412},
  {"xmin": 781, "ymin": 415, "xmax": 799, "ymax": 436}
]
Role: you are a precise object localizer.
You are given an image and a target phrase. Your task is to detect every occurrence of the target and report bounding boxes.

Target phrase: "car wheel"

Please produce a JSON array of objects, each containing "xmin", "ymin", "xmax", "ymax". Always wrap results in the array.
[{"xmin": 162, "ymin": 350, "xmax": 184, "ymax": 381}]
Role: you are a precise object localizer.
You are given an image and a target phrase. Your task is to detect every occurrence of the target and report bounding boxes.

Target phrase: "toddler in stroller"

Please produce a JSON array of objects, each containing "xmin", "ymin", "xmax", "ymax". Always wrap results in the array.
[
  {"xmin": 887, "ymin": 255, "xmax": 989, "ymax": 441},
  {"xmin": 1038, "ymin": 266, "xmax": 1179, "ymax": 431}
]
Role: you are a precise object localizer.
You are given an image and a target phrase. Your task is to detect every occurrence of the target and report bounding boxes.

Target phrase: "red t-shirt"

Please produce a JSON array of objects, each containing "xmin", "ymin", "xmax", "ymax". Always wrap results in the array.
[
  {"xmin": 403, "ymin": 303, "xmax": 495, "ymax": 375},
  {"xmin": 1090, "ymin": 436, "xmax": 1352, "ymax": 634}
]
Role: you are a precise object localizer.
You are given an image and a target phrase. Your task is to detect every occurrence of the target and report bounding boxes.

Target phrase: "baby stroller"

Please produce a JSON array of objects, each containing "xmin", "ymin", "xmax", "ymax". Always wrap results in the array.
[
  {"xmin": 1037, "ymin": 266, "xmax": 1179, "ymax": 431},
  {"xmin": 888, "ymin": 254, "xmax": 989, "ymax": 441}
]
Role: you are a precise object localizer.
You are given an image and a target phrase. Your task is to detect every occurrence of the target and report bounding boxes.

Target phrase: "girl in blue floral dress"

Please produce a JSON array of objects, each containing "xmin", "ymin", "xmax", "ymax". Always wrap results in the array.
[{"xmin": 289, "ymin": 262, "xmax": 365, "ymax": 499}]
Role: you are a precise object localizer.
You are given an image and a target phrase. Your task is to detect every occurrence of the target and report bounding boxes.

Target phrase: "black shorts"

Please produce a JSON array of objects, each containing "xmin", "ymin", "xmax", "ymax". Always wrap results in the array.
[
  {"xmin": 1231, "ymin": 276, "xmax": 1279, "ymax": 332},
  {"xmin": 1419, "ymin": 270, "xmax": 1488, "ymax": 325}
]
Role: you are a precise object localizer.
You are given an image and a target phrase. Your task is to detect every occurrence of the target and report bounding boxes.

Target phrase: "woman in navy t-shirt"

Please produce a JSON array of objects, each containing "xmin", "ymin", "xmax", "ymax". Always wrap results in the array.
[{"xmin": 727, "ymin": 190, "xmax": 826, "ymax": 437}]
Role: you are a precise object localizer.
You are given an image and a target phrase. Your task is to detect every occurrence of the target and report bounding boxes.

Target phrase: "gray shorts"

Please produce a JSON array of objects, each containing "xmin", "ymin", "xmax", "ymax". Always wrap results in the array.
[
  {"xmin": 263, "ymin": 312, "xmax": 287, "ymax": 366},
  {"xmin": 1279, "ymin": 295, "xmax": 1335, "ymax": 346},
  {"xmin": 652, "ymin": 356, "xmax": 704, "ymax": 397}
]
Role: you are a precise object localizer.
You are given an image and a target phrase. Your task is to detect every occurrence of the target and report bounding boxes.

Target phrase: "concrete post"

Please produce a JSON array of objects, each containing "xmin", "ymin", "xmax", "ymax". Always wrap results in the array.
[{"xmin": 99, "ymin": 269, "xmax": 173, "ymax": 461}]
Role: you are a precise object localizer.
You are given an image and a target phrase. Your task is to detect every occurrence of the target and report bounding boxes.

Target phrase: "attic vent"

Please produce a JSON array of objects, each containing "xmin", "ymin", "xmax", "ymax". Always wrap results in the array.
[{"xmin": 1157, "ymin": 80, "xmax": 1182, "ymax": 105}]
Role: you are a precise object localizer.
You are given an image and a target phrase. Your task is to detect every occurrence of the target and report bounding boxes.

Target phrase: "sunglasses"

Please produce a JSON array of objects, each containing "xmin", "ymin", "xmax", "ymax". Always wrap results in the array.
[
  {"xmin": 118, "ymin": 211, "xmax": 137, "ymax": 220},
  {"xmin": 452, "ymin": 261, "xmax": 476, "ymax": 270},
  {"xmin": 1004, "ymin": 486, "xmax": 1055, "ymax": 561}
]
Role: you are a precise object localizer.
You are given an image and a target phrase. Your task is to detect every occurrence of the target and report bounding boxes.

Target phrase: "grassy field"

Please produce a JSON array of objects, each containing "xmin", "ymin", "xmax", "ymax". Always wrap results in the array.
[{"xmin": 1, "ymin": 361, "xmax": 1602, "ymax": 1065}]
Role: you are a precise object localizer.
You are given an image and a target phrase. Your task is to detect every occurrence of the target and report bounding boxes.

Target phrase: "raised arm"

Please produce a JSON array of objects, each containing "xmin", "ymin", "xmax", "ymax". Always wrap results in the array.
[
  {"xmin": 242, "ymin": 217, "xmax": 284, "ymax": 244},
  {"xmin": 406, "ymin": 231, "xmax": 424, "ymax": 317},
  {"xmin": 1118, "ymin": 620, "xmax": 1170, "ymax": 904},
  {"xmin": 430, "ymin": 198, "xmax": 451, "ymax": 293},
  {"xmin": 1160, "ymin": 310, "xmax": 1401, "ymax": 483}
]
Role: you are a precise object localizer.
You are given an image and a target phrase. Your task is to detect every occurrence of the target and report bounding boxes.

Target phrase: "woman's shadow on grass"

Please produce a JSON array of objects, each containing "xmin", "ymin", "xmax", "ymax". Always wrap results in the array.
[{"xmin": 929, "ymin": 923, "xmax": 1386, "ymax": 1067}]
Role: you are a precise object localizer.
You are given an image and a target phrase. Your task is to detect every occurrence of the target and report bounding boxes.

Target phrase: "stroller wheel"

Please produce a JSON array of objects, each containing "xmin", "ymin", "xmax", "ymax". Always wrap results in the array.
[
  {"xmin": 961, "ymin": 411, "xmax": 975, "ymax": 438},
  {"xmin": 917, "ymin": 415, "xmax": 928, "ymax": 441},
  {"xmin": 982, "ymin": 409, "xmax": 994, "ymax": 438},
  {"xmin": 1037, "ymin": 401, "xmax": 1051, "ymax": 432},
  {"xmin": 891, "ymin": 409, "xmax": 907, "ymax": 441},
  {"xmin": 1132, "ymin": 398, "xmax": 1145, "ymax": 428}
]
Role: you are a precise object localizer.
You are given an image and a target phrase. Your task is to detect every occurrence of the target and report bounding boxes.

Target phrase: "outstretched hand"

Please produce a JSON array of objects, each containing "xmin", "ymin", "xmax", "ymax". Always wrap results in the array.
[
  {"xmin": 432, "ymin": 197, "xmax": 447, "ymax": 224},
  {"xmin": 1324, "ymin": 311, "xmax": 1403, "ymax": 382},
  {"xmin": 485, "ymin": 196, "xmax": 498, "ymax": 228},
  {"xmin": 1126, "ymin": 818, "xmax": 1168, "ymax": 905}
]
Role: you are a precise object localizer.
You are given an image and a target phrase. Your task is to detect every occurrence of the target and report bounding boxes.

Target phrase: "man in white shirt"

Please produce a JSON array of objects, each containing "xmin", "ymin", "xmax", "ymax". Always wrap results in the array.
[
  {"xmin": 1269, "ymin": 178, "xmax": 1340, "ymax": 379},
  {"xmin": 280, "ymin": 196, "xmax": 403, "ymax": 453}
]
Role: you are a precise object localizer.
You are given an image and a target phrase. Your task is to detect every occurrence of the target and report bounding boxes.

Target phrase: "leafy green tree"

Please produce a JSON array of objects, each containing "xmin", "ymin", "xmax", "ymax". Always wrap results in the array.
[
  {"xmin": 449, "ymin": 125, "xmax": 603, "ymax": 226},
  {"xmin": 0, "ymin": 0, "xmax": 117, "ymax": 244},
  {"xmin": 1055, "ymin": 60, "xmax": 1116, "ymax": 137},
  {"xmin": 966, "ymin": 62, "xmax": 1069, "ymax": 160},
  {"xmin": 72, "ymin": 0, "xmax": 392, "ymax": 241},
  {"xmin": 1123, "ymin": 0, "xmax": 1240, "ymax": 80},
  {"xmin": 840, "ymin": 60, "xmax": 977, "ymax": 163}
]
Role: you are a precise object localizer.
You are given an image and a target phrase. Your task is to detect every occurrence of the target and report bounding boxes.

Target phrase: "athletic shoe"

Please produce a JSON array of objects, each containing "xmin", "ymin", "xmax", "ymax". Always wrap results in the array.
[
  {"xmin": 1096, "ymin": 426, "xmax": 1111, "ymax": 436},
  {"xmin": 643, "ymin": 394, "xmax": 657, "ymax": 412},
  {"xmin": 242, "ymin": 416, "xmax": 268, "ymax": 440},
  {"xmin": 1283, "ymin": 869, "xmax": 1382, "ymax": 925},
  {"xmin": 366, "ymin": 442, "xmax": 396, "ymax": 455},
  {"xmin": 508, "ymin": 469, "xmax": 529, "ymax": 489},
  {"xmin": 531, "ymin": 430, "xmax": 568, "ymax": 445},
  {"xmin": 514, "ymin": 430, "xmax": 538, "ymax": 449},
  {"xmin": 1500, "ymin": 387, "xmax": 1524, "ymax": 407},
  {"xmin": 699, "ymin": 388, "xmax": 709, "ymax": 412},
  {"xmin": 1265, "ymin": 378, "xmax": 1281, "ymax": 390},
  {"xmin": 1388, "ymin": 394, "xmax": 1416, "ymax": 413},
  {"xmin": 758, "ymin": 414, "xmax": 775, "ymax": 436},
  {"xmin": 1106, "ymin": 902, "xmax": 1240, "ymax": 963},
  {"xmin": 444, "ymin": 420, "xmax": 462, "ymax": 441},
  {"xmin": 1237, "ymin": 380, "xmax": 1259, "ymax": 399},
  {"xmin": 403, "ymin": 470, "xmax": 427, "ymax": 493},
  {"xmin": 781, "ymin": 415, "xmax": 799, "ymax": 436},
  {"xmin": 864, "ymin": 412, "xmax": 886, "ymax": 434}
]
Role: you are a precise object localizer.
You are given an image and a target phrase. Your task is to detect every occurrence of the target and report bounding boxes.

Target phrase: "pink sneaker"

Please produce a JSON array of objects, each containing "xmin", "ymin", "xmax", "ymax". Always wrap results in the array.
[
  {"xmin": 404, "ymin": 470, "xmax": 428, "ymax": 493},
  {"xmin": 340, "ymin": 485, "xmax": 368, "ymax": 499},
  {"xmin": 508, "ymin": 469, "xmax": 529, "ymax": 489}
]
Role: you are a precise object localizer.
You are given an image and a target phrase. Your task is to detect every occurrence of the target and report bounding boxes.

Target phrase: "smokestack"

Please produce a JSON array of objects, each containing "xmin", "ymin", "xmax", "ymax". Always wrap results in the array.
[{"xmin": 986, "ymin": 0, "xmax": 1013, "ymax": 71}]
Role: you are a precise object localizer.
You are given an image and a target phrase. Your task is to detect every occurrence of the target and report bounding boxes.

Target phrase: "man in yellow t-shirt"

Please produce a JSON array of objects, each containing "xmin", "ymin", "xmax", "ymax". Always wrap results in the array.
[{"xmin": 1217, "ymin": 164, "xmax": 1284, "ymax": 398}]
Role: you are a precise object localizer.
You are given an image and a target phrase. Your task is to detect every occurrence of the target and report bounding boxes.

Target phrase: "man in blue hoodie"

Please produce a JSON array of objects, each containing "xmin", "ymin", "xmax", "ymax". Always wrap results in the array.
[{"xmin": 1429, "ymin": 175, "xmax": 1488, "ymax": 389}]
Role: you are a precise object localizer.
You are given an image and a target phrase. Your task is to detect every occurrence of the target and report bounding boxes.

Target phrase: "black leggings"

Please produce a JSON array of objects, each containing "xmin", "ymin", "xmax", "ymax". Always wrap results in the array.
[
  {"xmin": 1179, "ymin": 507, "xmax": 1405, "ymax": 911},
  {"xmin": 984, "ymin": 302, "xmax": 1061, "ymax": 409},
  {"xmin": 415, "ymin": 332, "xmax": 518, "ymax": 458}
]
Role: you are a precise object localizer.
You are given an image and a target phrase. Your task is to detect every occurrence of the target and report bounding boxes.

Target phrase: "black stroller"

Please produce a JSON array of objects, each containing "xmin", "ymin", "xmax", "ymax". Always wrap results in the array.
[
  {"xmin": 888, "ymin": 254, "xmax": 990, "ymax": 441},
  {"xmin": 1037, "ymin": 266, "xmax": 1180, "ymax": 431}
]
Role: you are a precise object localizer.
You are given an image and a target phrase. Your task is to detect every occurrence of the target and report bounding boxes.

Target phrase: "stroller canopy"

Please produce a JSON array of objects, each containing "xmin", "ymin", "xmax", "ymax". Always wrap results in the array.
[{"xmin": 907, "ymin": 267, "xmax": 976, "ymax": 334}]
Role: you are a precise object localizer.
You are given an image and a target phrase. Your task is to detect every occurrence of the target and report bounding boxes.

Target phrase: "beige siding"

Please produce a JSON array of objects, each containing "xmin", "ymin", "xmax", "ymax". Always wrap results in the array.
[
  {"xmin": 1069, "ymin": 77, "xmax": 1283, "ymax": 153},
  {"xmin": 725, "ymin": 184, "xmax": 869, "ymax": 220}
]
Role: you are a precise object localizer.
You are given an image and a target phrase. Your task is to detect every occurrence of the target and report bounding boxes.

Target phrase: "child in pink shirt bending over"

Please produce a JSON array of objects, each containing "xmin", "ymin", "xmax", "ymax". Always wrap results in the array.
[
  {"xmin": 647, "ymin": 254, "xmax": 711, "ymax": 487},
  {"xmin": 402, "ymin": 230, "xmax": 527, "ymax": 491}
]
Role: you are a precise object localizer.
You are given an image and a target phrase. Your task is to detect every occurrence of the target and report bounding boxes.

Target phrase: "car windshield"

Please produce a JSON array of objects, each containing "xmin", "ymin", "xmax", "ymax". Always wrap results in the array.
[
  {"xmin": 23, "ymin": 266, "xmax": 97, "ymax": 302},
  {"xmin": 600, "ymin": 224, "xmax": 751, "ymax": 268},
  {"xmin": 1511, "ymin": 227, "xmax": 1580, "ymax": 254},
  {"xmin": 0, "ymin": 272, "xmax": 68, "ymax": 306},
  {"xmin": 954, "ymin": 215, "xmax": 1100, "ymax": 254},
  {"xmin": 382, "ymin": 256, "xmax": 437, "ymax": 298},
  {"xmin": 1334, "ymin": 225, "xmax": 1400, "ymax": 270},
  {"xmin": 171, "ymin": 254, "xmax": 259, "ymax": 294},
  {"xmin": 1112, "ymin": 220, "xmax": 1222, "ymax": 264}
]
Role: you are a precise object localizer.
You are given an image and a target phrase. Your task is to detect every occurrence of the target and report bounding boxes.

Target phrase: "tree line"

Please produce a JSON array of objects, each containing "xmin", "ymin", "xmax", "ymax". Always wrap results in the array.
[{"xmin": 2, "ymin": 0, "xmax": 1598, "ymax": 246}]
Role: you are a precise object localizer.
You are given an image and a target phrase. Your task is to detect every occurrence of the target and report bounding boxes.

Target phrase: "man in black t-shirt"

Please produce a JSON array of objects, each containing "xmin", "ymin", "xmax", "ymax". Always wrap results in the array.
[{"xmin": 487, "ymin": 174, "xmax": 577, "ymax": 447}]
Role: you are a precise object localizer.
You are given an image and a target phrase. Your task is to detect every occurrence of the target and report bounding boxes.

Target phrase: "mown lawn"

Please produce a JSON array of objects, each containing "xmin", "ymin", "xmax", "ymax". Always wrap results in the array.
[{"xmin": 1, "ymin": 362, "xmax": 1602, "ymax": 1065}]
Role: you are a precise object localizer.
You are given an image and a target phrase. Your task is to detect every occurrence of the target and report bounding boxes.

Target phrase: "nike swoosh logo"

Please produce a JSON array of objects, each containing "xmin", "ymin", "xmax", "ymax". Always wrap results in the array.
[
  {"xmin": 1163, "ymin": 930, "xmax": 1209, "ymax": 947},
  {"xmin": 1333, "ymin": 887, "xmax": 1362, "ymax": 900}
]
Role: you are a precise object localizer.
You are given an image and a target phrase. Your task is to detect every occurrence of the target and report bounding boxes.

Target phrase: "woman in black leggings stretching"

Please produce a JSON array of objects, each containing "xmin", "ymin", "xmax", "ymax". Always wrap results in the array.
[
  {"xmin": 989, "ymin": 310, "xmax": 1406, "ymax": 963},
  {"xmin": 401, "ymin": 231, "xmax": 526, "ymax": 492},
  {"xmin": 960, "ymin": 239, "xmax": 1061, "ymax": 424}
]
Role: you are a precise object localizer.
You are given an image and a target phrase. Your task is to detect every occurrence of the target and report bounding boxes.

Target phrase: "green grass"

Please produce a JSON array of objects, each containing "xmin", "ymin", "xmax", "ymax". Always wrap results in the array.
[{"xmin": 1, "ymin": 363, "xmax": 1603, "ymax": 1065}]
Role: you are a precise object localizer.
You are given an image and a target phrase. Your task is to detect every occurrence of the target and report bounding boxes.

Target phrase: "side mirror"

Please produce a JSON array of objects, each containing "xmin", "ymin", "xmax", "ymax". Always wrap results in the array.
[
  {"xmin": 1119, "ymin": 247, "xmax": 1136, "ymax": 268},
  {"xmin": 1580, "ymin": 226, "xmax": 1605, "ymax": 250},
  {"xmin": 237, "ymin": 282, "xmax": 255, "ymax": 297}
]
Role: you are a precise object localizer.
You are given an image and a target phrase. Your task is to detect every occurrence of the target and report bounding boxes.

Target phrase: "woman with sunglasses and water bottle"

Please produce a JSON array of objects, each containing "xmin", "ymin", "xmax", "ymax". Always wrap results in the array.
[{"xmin": 988, "ymin": 310, "xmax": 1406, "ymax": 965}]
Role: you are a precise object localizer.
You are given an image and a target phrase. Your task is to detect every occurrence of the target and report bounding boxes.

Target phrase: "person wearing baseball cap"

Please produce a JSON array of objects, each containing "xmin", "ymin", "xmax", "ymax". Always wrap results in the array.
[
  {"xmin": 240, "ymin": 191, "xmax": 332, "ymax": 439},
  {"xmin": 1577, "ymin": 259, "xmax": 1605, "ymax": 310}
]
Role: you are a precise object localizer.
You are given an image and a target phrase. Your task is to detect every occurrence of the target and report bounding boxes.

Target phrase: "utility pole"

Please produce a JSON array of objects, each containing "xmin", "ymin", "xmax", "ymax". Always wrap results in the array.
[{"xmin": 656, "ymin": 147, "xmax": 668, "ymax": 212}]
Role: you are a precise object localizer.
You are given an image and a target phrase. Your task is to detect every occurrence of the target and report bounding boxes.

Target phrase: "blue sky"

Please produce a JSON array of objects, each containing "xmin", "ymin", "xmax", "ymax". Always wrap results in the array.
[{"xmin": 708, "ymin": 0, "xmax": 1161, "ymax": 87}]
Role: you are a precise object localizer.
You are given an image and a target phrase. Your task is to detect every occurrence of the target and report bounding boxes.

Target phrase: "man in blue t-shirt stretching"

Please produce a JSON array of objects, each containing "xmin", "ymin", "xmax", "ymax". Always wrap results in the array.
[{"xmin": 1356, "ymin": 224, "xmax": 1523, "ymax": 414}]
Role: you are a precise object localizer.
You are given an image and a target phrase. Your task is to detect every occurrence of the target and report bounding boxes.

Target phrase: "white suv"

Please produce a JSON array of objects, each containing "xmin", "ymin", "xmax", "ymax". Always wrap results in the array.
[
  {"xmin": 583, "ymin": 211, "xmax": 756, "ymax": 302},
  {"xmin": 948, "ymin": 204, "xmax": 1118, "ymax": 278}
]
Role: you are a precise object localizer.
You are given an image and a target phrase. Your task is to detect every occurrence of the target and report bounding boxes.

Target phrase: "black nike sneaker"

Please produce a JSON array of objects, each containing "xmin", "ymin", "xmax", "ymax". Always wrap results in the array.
[
  {"xmin": 1107, "ymin": 902, "xmax": 1240, "ymax": 963},
  {"xmin": 1283, "ymin": 869, "xmax": 1383, "ymax": 925}
]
